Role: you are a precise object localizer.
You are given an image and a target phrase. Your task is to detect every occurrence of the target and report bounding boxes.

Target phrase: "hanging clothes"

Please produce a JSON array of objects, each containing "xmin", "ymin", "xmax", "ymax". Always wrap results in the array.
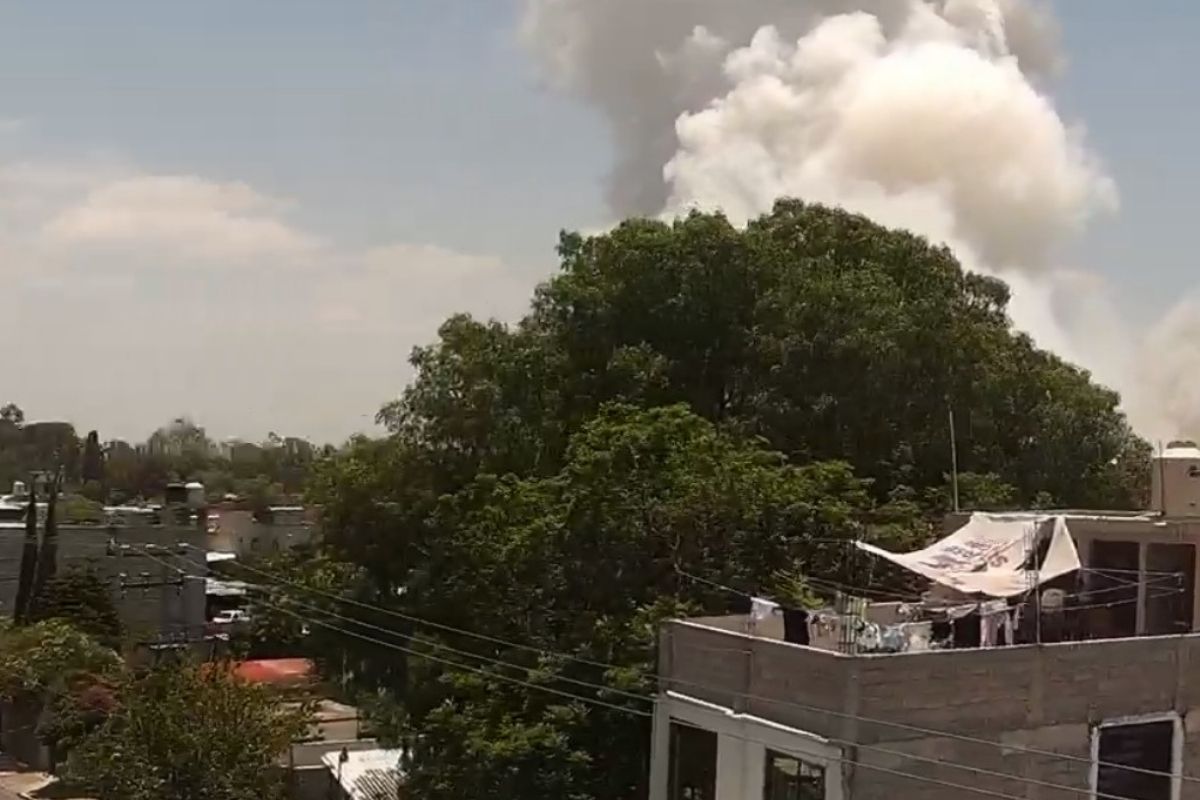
[
  {"xmin": 980, "ymin": 600, "xmax": 1008, "ymax": 648},
  {"xmin": 782, "ymin": 608, "xmax": 811, "ymax": 646},
  {"xmin": 856, "ymin": 621, "xmax": 882, "ymax": 652},
  {"xmin": 904, "ymin": 621, "xmax": 933, "ymax": 652},
  {"xmin": 750, "ymin": 597, "xmax": 780, "ymax": 634},
  {"xmin": 880, "ymin": 625, "xmax": 906, "ymax": 653}
]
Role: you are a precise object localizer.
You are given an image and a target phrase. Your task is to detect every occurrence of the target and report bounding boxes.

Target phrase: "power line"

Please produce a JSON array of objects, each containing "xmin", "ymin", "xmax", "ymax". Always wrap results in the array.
[
  {"xmin": 251, "ymin": 588, "xmax": 1163, "ymax": 800},
  {"xmin": 258, "ymin": 584, "xmax": 652, "ymax": 705},
  {"xmin": 215, "ymin": 550, "xmax": 1200, "ymax": 785},
  {"xmin": 258, "ymin": 597, "xmax": 653, "ymax": 720},
  {"xmin": 130, "ymin": 544, "xmax": 653, "ymax": 707},
  {"xmin": 668, "ymin": 717, "xmax": 1141, "ymax": 800},
  {"xmin": 176, "ymin": 545, "xmax": 632, "ymax": 674}
]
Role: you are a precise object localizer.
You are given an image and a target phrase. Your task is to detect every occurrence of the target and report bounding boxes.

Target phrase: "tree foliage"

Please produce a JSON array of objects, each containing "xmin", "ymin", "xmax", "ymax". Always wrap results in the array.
[
  {"xmin": 379, "ymin": 203, "xmax": 1148, "ymax": 510},
  {"xmin": 28, "ymin": 568, "xmax": 123, "ymax": 650},
  {"xmin": 233, "ymin": 547, "xmax": 395, "ymax": 691},
  {"xmin": 0, "ymin": 408, "xmax": 328, "ymax": 505},
  {"xmin": 81, "ymin": 430, "xmax": 104, "ymax": 485},
  {"xmin": 0, "ymin": 620, "xmax": 122, "ymax": 703},
  {"xmin": 306, "ymin": 203, "xmax": 1151, "ymax": 800},
  {"xmin": 67, "ymin": 662, "xmax": 309, "ymax": 800}
]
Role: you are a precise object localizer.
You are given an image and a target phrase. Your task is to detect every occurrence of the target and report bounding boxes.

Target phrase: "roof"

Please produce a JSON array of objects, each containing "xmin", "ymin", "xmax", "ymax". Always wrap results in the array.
[
  {"xmin": 206, "ymin": 578, "xmax": 250, "ymax": 596},
  {"xmin": 230, "ymin": 659, "xmax": 315, "ymax": 687},
  {"xmin": 320, "ymin": 748, "xmax": 403, "ymax": 800},
  {"xmin": 206, "ymin": 551, "xmax": 237, "ymax": 563}
]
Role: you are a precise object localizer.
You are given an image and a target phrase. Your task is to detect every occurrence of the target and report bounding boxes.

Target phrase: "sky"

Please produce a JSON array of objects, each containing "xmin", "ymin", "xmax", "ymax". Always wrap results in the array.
[{"xmin": 0, "ymin": 1, "xmax": 1197, "ymax": 444}]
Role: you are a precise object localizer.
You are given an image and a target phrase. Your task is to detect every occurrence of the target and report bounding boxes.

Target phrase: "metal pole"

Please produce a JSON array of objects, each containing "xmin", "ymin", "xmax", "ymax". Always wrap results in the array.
[
  {"xmin": 949, "ymin": 407, "xmax": 960, "ymax": 513},
  {"xmin": 1033, "ymin": 527, "xmax": 1042, "ymax": 646}
]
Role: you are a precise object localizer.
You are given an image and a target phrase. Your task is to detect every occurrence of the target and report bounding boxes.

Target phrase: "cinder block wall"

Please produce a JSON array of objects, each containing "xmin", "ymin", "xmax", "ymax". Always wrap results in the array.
[{"xmin": 664, "ymin": 621, "xmax": 1200, "ymax": 800}]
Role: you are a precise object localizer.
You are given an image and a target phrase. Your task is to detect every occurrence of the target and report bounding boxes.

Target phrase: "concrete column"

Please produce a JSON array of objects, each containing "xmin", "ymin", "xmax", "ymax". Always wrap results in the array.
[
  {"xmin": 716, "ymin": 733, "xmax": 746, "ymax": 800},
  {"xmin": 743, "ymin": 738, "xmax": 766, "ymax": 800},
  {"xmin": 1137, "ymin": 542, "xmax": 1148, "ymax": 636},
  {"xmin": 648, "ymin": 698, "xmax": 671, "ymax": 800}
]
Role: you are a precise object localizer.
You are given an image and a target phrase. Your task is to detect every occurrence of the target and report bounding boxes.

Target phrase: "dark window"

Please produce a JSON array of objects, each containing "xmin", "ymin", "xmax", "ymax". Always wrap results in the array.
[
  {"xmin": 1096, "ymin": 720, "xmax": 1174, "ymax": 800},
  {"xmin": 1087, "ymin": 541, "xmax": 1140, "ymax": 638},
  {"xmin": 668, "ymin": 723, "xmax": 717, "ymax": 800},
  {"xmin": 764, "ymin": 750, "xmax": 824, "ymax": 800},
  {"xmin": 1145, "ymin": 544, "xmax": 1195, "ymax": 636}
]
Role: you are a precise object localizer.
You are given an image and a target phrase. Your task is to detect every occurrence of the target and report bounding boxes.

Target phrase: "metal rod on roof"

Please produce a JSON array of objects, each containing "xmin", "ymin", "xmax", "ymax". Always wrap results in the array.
[
  {"xmin": 1158, "ymin": 440, "xmax": 1166, "ymax": 515},
  {"xmin": 949, "ymin": 406, "xmax": 960, "ymax": 513}
]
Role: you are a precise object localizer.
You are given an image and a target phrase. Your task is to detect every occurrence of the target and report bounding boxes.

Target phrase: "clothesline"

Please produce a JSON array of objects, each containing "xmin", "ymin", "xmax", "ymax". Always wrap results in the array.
[{"xmin": 675, "ymin": 564, "xmax": 1185, "ymax": 615}]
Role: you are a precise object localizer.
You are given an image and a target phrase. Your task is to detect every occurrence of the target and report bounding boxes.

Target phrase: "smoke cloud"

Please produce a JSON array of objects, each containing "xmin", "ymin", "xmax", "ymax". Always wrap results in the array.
[{"xmin": 521, "ymin": 0, "xmax": 1190, "ymax": 441}]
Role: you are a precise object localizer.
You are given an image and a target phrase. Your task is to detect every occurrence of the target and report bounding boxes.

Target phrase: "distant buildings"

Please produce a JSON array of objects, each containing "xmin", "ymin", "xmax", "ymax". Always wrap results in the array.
[
  {"xmin": 0, "ymin": 486, "xmax": 206, "ymax": 643},
  {"xmin": 0, "ymin": 482, "xmax": 321, "ymax": 647},
  {"xmin": 206, "ymin": 502, "xmax": 318, "ymax": 560}
]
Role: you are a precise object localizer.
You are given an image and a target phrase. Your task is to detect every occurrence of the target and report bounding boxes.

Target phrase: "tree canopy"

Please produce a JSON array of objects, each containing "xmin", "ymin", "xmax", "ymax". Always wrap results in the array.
[
  {"xmin": 28, "ymin": 568, "xmax": 124, "ymax": 650},
  {"xmin": 66, "ymin": 663, "xmax": 309, "ymax": 800},
  {"xmin": 304, "ymin": 202, "xmax": 1151, "ymax": 800},
  {"xmin": 379, "ymin": 202, "xmax": 1147, "ymax": 511},
  {"xmin": 0, "ymin": 620, "xmax": 122, "ymax": 703}
]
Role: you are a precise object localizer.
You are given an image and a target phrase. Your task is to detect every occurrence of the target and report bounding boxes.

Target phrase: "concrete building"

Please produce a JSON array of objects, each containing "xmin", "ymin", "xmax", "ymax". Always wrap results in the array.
[
  {"xmin": 206, "ymin": 503, "xmax": 318, "ymax": 559},
  {"xmin": 0, "ymin": 492, "xmax": 207, "ymax": 641},
  {"xmin": 651, "ymin": 444, "xmax": 1200, "ymax": 800}
]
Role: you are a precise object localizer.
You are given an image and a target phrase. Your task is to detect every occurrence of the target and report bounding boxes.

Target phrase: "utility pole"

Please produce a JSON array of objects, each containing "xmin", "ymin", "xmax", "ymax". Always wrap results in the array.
[{"xmin": 12, "ymin": 480, "xmax": 38, "ymax": 624}]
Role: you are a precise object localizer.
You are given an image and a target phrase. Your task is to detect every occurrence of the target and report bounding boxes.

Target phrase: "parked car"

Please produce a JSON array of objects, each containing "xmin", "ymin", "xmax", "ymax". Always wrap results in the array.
[{"xmin": 211, "ymin": 609, "xmax": 251, "ymax": 625}]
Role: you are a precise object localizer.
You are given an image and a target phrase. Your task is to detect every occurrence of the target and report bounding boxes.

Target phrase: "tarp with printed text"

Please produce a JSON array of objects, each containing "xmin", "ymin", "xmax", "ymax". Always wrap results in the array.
[{"xmin": 856, "ymin": 513, "xmax": 1079, "ymax": 598}]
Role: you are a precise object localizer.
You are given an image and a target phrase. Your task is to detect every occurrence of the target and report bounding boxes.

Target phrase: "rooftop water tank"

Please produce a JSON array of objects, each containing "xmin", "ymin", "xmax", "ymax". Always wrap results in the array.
[
  {"xmin": 1151, "ymin": 443, "xmax": 1200, "ymax": 517},
  {"xmin": 185, "ymin": 481, "xmax": 206, "ymax": 509}
]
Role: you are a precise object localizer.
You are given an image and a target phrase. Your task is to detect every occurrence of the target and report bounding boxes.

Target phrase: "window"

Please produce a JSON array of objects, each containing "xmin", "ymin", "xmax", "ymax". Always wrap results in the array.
[
  {"xmin": 1145, "ymin": 544, "xmax": 1195, "ymax": 636},
  {"xmin": 764, "ymin": 750, "xmax": 824, "ymax": 800},
  {"xmin": 1094, "ymin": 718, "xmax": 1177, "ymax": 800},
  {"xmin": 1088, "ymin": 541, "xmax": 1140, "ymax": 638},
  {"xmin": 668, "ymin": 723, "xmax": 716, "ymax": 800}
]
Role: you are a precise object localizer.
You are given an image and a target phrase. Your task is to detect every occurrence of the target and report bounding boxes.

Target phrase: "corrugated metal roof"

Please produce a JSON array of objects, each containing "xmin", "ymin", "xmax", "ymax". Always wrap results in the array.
[{"xmin": 320, "ymin": 748, "xmax": 402, "ymax": 800}]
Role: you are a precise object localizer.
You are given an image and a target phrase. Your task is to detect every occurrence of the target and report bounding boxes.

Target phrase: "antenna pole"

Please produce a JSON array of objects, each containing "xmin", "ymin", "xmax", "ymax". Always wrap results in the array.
[
  {"xmin": 949, "ymin": 406, "xmax": 960, "ymax": 513},
  {"xmin": 1158, "ymin": 440, "xmax": 1166, "ymax": 515}
]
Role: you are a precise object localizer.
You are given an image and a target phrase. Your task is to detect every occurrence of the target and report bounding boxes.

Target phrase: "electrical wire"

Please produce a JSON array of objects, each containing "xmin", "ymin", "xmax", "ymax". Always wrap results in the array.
[
  {"xmin": 248, "ymin": 587, "xmax": 1176, "ymax": 800},
  {"xmin": 130, "ymin": 545, "xmax": 654, "ymax": 706},
  {"xmin": 258, "ymin": 597, "xmax": 653, "ymax": 720},
  {"xmin": 668, "ymin": 717, "xmax": 1156, "ymax": 800},
  {"xmin": 211, "ymin": 549, "xmax": 1200, "ymax": 785},
  {"xmin": 175, "ymin": 545, "xmax": 633, "ymax": 674}
]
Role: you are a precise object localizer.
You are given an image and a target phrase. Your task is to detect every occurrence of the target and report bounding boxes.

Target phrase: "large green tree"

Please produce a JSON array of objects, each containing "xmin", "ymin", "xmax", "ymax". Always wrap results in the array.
[
  {"xmin": 309, "ymin": 202, "xmax": 1151, "ymax": 800},
  {"xmin": 81, "ymin": 430, "xmax": 105, "ymax": 485},
  {"xmin": 380, "ymin": 203, "xmax": 1147, "ymax": 511},
  {"xmin": 313, "ymin": 405, "xmax": 913, "ymax": 800}
]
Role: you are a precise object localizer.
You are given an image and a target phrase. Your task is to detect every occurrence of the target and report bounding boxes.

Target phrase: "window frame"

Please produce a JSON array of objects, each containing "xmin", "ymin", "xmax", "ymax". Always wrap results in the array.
[
  {"xmin": 664, "ymin": 691, "xmax": 843, "ymax": 800},
  {"xmin": 1089, "ymin": 711, "xmax": 1182, "ymax": 800}
]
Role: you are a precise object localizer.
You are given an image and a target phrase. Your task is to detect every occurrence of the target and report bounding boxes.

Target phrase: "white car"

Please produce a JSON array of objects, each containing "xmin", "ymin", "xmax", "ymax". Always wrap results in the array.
[{"xmin": 211, "ymin": 609, "xmax": 251, "ymax": 625}]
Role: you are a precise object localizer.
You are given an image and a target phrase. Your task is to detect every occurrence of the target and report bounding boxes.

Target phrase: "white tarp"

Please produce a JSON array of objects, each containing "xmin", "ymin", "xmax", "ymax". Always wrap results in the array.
[{"xmin": 856, "ymin": 513, "xmax": 1080, "ymax": 598}]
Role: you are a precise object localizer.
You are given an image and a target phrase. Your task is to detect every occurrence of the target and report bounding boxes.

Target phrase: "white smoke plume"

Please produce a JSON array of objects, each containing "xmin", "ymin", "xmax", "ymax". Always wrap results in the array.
[{"xmin": 521, "ymin": 0, "xmax": 1193, "ymax": 442}]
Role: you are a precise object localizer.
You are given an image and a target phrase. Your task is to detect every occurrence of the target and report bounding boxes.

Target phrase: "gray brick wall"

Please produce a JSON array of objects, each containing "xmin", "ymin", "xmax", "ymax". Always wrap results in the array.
[{"xmin": 663, "ymin": 621, "xmax": 1200, "ymax": 800}]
